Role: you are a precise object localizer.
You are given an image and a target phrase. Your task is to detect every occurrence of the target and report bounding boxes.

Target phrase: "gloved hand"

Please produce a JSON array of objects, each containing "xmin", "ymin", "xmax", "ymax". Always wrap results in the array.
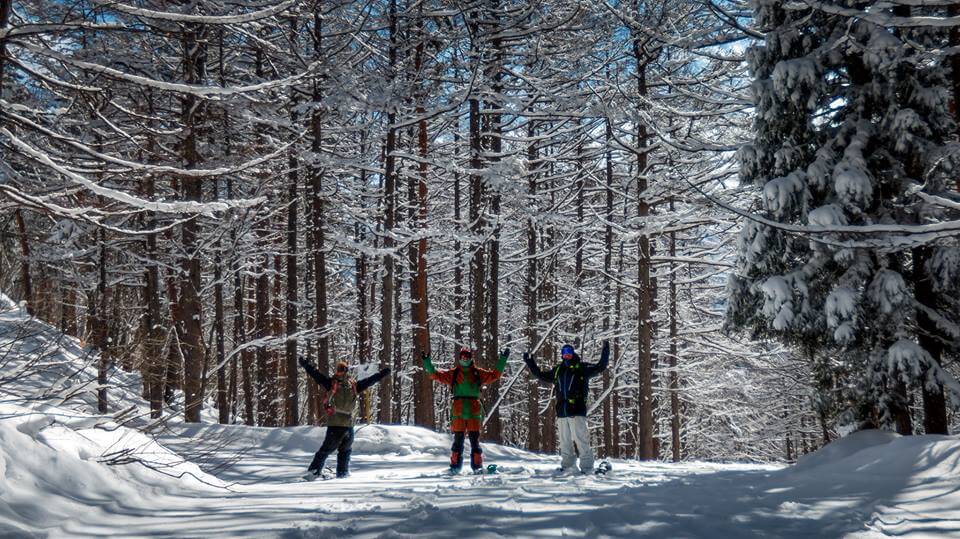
[
  {"xmin": 500, "ymin": 348, "xmax": 510, "ymax": 358},
  {"xmin": 522, "ymin": 352, "xmax": 530, "ymax": 362},
  {"xmin": 382, "ymin": 367, "xmax": 391, "ymax": 376},
  {"xmin": 298, "ymin": 357, "xmax": 309, "ymax": 368}
]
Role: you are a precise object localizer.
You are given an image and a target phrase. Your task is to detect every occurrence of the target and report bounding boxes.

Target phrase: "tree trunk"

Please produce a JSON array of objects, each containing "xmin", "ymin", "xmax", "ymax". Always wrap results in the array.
[
  {"xmin": 311, "ymin": 4, "xmax": 331, "ymax": 424},
  {"xmin": 214, "ymin": 180, "xmax": 228, "ymax": 424},
  {"xmin": 242, "ymin": 277, "xmax": 256, "ymax": 425},
  {"xmin": 378, "ymin": 0, "xmax": 398, "ymax": 424},
  {"xmin": 178, "ymin": 22, "xmax": 207, "ymax": 423},
  {"xmin": 634, "ymin": 42, "xmax": 656, "ymax": 460},
  {"xmin": 93, "ymin": 229, "xmax": 109, "ymax": 414},
  {"xmin": 914, "ymin": 246, "xmax": 948, "ymax": 434},
  {"xmin": 411, "ymin": 17, "xmax": 434, "ymax": 429},
  {"xmin": 255, "ymin": 254, "xmax": 273, "ymax": 426},
  {"xmin": 14, "ymin": 210, "xmax": 33, "ymax": 316},
  {"xmin": 668, "ymin": 198, "xmax": 681, "ymax": 461},
  {"xmin": 602, "ymin": 118, "xmax": 614, "ymax": 458},
  {"xmin": 525, "ymin": 121, "xmax": 540, "ymax": 452},
  {"xmin": 285, "ymin": 107, "xmax": 300, "ymax": 427},
  {"xmin": 142, "ymin": 175, "xmax": 164, "ymax": 419}
]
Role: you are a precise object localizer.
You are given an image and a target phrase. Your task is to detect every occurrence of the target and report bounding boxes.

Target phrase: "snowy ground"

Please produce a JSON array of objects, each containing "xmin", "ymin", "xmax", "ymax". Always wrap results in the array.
[{"xmin": 2, "ymin": 298, "xmax": 960, "ymax": 538}]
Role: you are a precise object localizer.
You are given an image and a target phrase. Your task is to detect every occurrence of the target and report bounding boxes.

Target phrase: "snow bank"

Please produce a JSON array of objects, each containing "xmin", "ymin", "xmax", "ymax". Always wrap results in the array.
[
  {"xmin": 793, "ymin": 428, "xmax": 960, "ymax": 480},
  {"xmin": 0, "ymin": 401, "xmax": 226, "ymax": 536},
  {"xmin": 793, "ymin": 429, "xmax": 900, "ymax": 471}
]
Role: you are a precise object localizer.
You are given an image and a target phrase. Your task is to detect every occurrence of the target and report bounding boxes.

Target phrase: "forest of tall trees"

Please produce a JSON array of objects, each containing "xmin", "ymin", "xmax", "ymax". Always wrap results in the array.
[{"xmin": 2, "ymin": 0, "xmax": 959, "ymax": 465}]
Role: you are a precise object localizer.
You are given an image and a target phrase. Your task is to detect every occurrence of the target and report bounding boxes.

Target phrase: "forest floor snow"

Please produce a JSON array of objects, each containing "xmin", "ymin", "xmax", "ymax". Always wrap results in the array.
[{"xmin": 2, "ymin": 298, "xmax": 960, "ymax": 538}]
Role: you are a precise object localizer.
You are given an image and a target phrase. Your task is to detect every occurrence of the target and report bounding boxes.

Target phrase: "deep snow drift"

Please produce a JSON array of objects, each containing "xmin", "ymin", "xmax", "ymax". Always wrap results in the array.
[{"xmin": 2, "ymin": 297, "xmax": 960, "ymax": 538}]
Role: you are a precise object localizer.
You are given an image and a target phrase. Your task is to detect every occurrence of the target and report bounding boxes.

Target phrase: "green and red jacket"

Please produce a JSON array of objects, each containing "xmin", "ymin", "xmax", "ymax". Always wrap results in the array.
[{"xmin": 423, "ymin": 353, "xmax": 507, "ymax": 423}]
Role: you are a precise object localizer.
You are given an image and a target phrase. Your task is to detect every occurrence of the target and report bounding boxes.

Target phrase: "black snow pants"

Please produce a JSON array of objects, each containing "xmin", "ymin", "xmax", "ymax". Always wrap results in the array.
[
  {"xmin": 450, "ymin": 431, "xmax": 482, "ymax": 471},
  {"xmin": 308, "ymin": 426, "xmax": 354, "ymax": 477}
]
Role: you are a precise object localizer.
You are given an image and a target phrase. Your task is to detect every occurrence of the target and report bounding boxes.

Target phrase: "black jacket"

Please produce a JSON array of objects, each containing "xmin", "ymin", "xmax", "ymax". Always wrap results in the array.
[
  {"xmin": 298, "ymin": 358, "xmax": 390, "ymax": 392},
  {"xmin": 524, "ymin": 342, "xmax": 609, "ymax": 418}
]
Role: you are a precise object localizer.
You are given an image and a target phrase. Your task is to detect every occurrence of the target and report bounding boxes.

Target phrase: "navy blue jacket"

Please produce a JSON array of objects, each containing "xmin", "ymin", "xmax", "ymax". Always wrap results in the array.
[{"xmin": 524, "ymin": 343, "xmax": 609, "ymax": 418}]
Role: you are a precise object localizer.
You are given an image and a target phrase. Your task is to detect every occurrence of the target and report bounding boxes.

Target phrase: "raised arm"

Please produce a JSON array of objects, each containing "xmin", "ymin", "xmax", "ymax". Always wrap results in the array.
[
  {"xmin": 584, "ymin": 341, "xmax": 610, "ymax": 378},
  {"xmin": 298, "ymin": 357, "xmax": 332, "ymax": 391},
  {"xmin": 523, "ymin": 352, "xmax": 553, "ymax": 384},
  {"xmin": 477, "ymin": 349, "xmax": 510, "ymax": 384},
  {"xmin": 422, "ymin": 353, "xmax": 456, "ymax": 385},
  {"xmin": 357, "ymin": 367, "xmax": 391, "ymax": 392}
]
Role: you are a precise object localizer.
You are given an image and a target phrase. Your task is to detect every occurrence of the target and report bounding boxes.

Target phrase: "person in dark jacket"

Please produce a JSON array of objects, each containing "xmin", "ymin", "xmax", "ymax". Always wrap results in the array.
[
  {"xmin": 523, "ymin": 341, "xmax": 609, "ymax": 474},
  {"xmin": 299, "ymin": 358, "xmax": 390, "ymax": 480}
]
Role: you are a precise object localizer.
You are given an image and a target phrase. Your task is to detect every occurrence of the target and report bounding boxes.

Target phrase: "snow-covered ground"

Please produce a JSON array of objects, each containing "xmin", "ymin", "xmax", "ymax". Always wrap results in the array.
[{"xmin": 2, "ymin": 297, "xmax": 960, "ymax": 538}]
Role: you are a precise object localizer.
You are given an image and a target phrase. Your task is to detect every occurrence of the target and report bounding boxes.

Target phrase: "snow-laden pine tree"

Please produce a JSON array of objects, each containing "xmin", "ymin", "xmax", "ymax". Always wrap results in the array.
[{"xmin": 728, "ymin": 0, "xmax": 960, "ymax": 435}]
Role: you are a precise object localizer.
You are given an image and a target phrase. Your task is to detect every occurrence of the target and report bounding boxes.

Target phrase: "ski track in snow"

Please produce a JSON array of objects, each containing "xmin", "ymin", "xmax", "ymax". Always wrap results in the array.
[{"xmin": 2, "ymin": 296, "xmax": 960, "ymax": 538}]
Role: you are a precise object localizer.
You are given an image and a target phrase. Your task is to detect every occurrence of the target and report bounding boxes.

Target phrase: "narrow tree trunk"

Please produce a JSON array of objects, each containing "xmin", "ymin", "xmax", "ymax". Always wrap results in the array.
[
  {"xmin": 914, "ymin": 246, "xmax": 948, "ymax": 434},
  {"xmin": 285, "ymin": 106, "xmax": 300, "ymax": 427},
  {"xmin": 214, "ymin": 180, "xmax": 228, "ymax": 424},
  {"xmin": 525, "ymin": 121, "xmax": 540, "ymax": 452},
  {"xmin": 14, "ymin": 210, "xmax": 33, "ymax": 316},
  {"xmin": 411, "ymin": 16, "xmax": 434, "ymax": 429},
  {"xmin": 142, "ymin": 175, "xmax": 163, "ymax": 418},
  {"xmin": 602, "ymin": 118, "xmax": 614, "ymax": 458},
  {"xmin": 377, "ymin": 0, "xmax": 399, "ymax": 424},
  {"xmin": 179, "ymin": 22, "xmax": 207, "ymax": 423},
  {"xmin": 668, "ymin": 198, "xmax": 681, "ymax": 461},
  {"xmin": 242, "ymin": 277, "xmax": 256, "ymax": 425},
  {"xmin": 255, "ymin": 255, "xmax": 272, "ymax": 426},
  {"xmin": 94, "ymin": 230, "xmax": 109, "ymax": 413},
  {"xmin": 310, "ymin": 1, "xmax": 330, "ymax": 426},
  {"xmin": 634, "ymin": 43, "xmax": 656, "ymax": 460}
]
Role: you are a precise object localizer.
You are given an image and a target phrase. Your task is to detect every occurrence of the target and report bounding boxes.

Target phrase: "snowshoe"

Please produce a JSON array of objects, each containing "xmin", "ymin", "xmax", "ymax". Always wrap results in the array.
[
  {"xmin": 595, "ymin": 460, "xmax": 613, "ymax": 475},
  {"xmin": 448, "ymin": 466, "xmax": 462, "ymax": 475},
  {"xmin": 301, "ymin": 470, "xmax": 321, "ymax": 482}
]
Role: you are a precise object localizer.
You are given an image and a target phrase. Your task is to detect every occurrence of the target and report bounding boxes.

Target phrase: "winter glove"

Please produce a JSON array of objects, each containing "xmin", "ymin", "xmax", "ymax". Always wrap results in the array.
[
  {"xmin": 500, "ymin": 347, "xmax": 510, "ymax": 359},
  {"xmin": 381, "ymin": 367, "xmax": 391, "ymax": 376},
  {"xmin": 522, "ymin": 352, "xmax": 529, "ymax": 361},
  {"xmin": 298, "ymin": 357, "xmax": 309, "ymax": 368}
]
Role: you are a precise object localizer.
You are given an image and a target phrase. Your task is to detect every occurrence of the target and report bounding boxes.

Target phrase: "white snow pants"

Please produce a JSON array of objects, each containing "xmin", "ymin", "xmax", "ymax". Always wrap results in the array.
[{"xmin": 558, "ymin": 416, "xmax": 594, "ymax": 472}]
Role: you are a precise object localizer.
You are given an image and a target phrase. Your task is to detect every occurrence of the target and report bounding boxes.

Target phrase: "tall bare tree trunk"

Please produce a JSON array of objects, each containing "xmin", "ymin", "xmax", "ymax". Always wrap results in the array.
[
  {"xmin": 242, "ymin": 277, "xmax": 256, "ymax": 425},
  {"xmin": 142, "ymin": 172, "xmax": 164, "ymax": 418},
  {"xmin": 525, "ymin": 121, "xmax": 540, "ymax": 452},
  {"xmin": 255, "ymin": 253, "xmax": 273, "ymax": 426},
  {"xmin": 378, "ymin": 0, "xmax": 398, "ymax": 423},
  {"xmin": 602, "ymin": 118, "xmax": 614, "ymax": 458},
  {"xmin": 285, "ymin": 106, "xmax": 300, "ymax": 427},
  {"xmin": 311, "ymin": 2, "xmax": 331, "ymax": 419},
  {"xmin": 93, "ymin": 229, "xmax": 109, "ymax": 413},
  {"xmin": 179, "ymin": 22, "xmax": 207, "ymax": 423},
  {"xmin": 668, "ymin": 198, "xmax": 681, "ymax": 461},
  {"xmin": 14, "ymin": 210, "xmax": 33, "ymax": 316},
  {"xmin": 411, "ymin": 15, "xmax": 434, "ymax": 429},
  {"xmin": 634, "ymin": 40, "xmax": 656, "ymax": 460},
  {"xmin": 914, "ymin": 246, "xmax": 948, "ymax": 434}
]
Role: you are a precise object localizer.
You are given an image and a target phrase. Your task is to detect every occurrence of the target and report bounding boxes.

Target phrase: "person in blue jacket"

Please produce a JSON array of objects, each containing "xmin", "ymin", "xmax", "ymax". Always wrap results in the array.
[{"xmin": 523, "ymin": 341, "xmax": 609, "ymax": 474}]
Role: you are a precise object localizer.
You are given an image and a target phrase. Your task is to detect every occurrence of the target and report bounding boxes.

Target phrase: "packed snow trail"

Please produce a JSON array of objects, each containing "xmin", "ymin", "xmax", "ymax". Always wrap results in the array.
[{"xmin": 3, "ymin": 298, "xmax": 960, "ymax": 537}]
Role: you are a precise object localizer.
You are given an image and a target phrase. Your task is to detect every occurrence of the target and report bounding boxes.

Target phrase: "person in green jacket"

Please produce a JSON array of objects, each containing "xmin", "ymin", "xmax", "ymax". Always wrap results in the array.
[
  {"xmin": 423, "ymin": 347, "xmax": 508, "ymax": 473},
  {"xmin": 299, "ymin": 359, "xmax": 390, "ymax": 480}
]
